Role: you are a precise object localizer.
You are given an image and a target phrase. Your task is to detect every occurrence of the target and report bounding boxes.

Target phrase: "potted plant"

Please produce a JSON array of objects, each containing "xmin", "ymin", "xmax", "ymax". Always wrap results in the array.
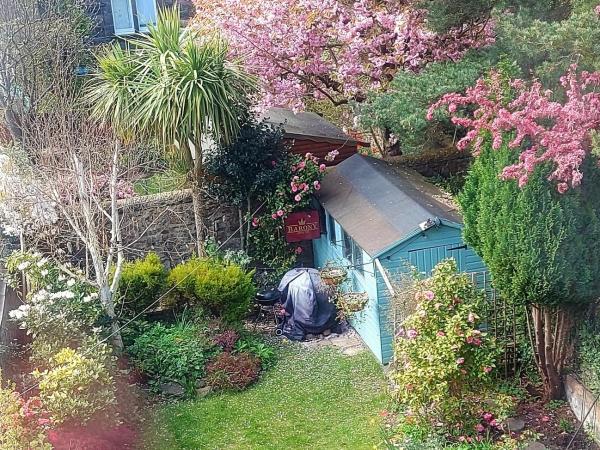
[
  {"xmin": 319, "ymin": 265, "xmax": 347, "ymax": 286},
  {"xmin": 337, "ymin": 292, "xmax": 369, "ymax": 314}
]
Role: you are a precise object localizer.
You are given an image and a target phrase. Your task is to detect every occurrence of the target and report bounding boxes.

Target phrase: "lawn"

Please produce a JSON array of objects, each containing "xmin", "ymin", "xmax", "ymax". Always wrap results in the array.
[{"xmin": 143, "ymin": 343, "xmax": 388, "ymax": 449}]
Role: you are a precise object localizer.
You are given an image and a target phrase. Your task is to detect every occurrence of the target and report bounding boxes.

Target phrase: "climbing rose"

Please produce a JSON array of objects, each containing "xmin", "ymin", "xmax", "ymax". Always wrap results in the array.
[
  {"xmin": 406, "ymin": 329, "xmax": 418, "ymax": 339},
  {"xmin": 423, "ymin": 290, "xmax": 435, "ymax": 300},
  {"xmin": 294, "ymin": 194, "xmax": 302, "ymax": 202},
  {"xmin": 277, "ymin": 209, "xmax": 285, "ymax": 217},
  {"xmin": 475, "ymin": 423, "xmax": 485, "ymax": 433},
  {"xmin": 428, "ymin": 65, "xmax": 600, "ymax": 192},
  {"xmin": 483, "ymin": 366, "xmax": 492, "ymax": 373},
  {"xmin": 456, "ymin": 357, "xmax": 465, "ymax": 365}
]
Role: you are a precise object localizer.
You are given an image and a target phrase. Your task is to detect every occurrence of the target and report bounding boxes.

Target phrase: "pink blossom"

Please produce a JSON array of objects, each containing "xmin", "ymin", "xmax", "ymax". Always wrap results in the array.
[
  {"xmin": 197, "ymin": 0, "xmax": 495, "ymax": 111},
  {"xmin": 406, "ymin": 329, "xmax": 418, "ymax": 339},
  {"xmin": 319, "ymin": 164, "xmax": 326, "ymax": 172},
  {"xmin": 313, "ymin": 180, "xmax": 321, "ymax": 190},
  {"xmin": 456, "ymin": 357, "xmax": 465, "ymax": 365},
  {"xmin": 252, "ymin": 217, "xmax": 260, "ymax": 227},
  {"xmin": 271, "ymin": 160, "xmax": 277, "ymax": 167},
  {"xmin": 483, "ymin": 366, "xmax": 492, "ymax": 373},
  {"xmin": 489, "ymin": 419, "xmax": 498, "ymax": 427},
  {"xmin": 468, "ymin": 312, "xmax": 476, "ymax": 323},
  {"xmin": 294, "ymin": 194, "xmax": 302, "ymax": 202},
  {"xmin": 423, "ymin": 290, "xmax": 435, "ymax": 300},
  {"xmin": 277, "ymin": 209, "xmax": 285, "ymax": 217},
  {"xmin": 483, "ymin": 412, "xmax": 493, "ymax": 422},
  {"xmin": 271, "ymin": 213, "xmax": 278, "ymax": 219},
  {"xmin": 429, "ymin": 66, "xmax": 600, "ymax": 192},
  {"xmin": 298, "ymin": 161, "xmax": 306, "ymax": 170},
  {"xmin": 295, "ymin": 246, "xmax": 303, "ymax": 254},
  {"xmin": 595, "ymin": 4, "xmax": 600, "ymax": 16},
  {"xmin": 436, "ymin": 331, "xmax": 445, "ymax": 337},
  {"xmin": 38, "ymin": 418, "xmax": 51, "ymax": 426}
]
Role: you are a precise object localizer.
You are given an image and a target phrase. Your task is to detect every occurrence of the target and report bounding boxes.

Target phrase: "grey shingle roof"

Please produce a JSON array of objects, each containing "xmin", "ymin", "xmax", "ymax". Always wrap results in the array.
[
  {"xmin": 262, "ymin": 107, "xmax": 357, "ymax": 145},
  {"xmin": 316, "ymin": 154, "xmax": 462, "ymax": 256}
]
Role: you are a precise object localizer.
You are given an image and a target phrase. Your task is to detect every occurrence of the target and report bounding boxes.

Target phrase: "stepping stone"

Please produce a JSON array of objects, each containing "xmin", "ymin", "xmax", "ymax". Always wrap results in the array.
[
  {"xmin": 504, "ymin": 417, "xmax": 526, "ymax": 432},
  {"xmin": 159, "ymin": 382, "xmax": 185, "ymax": 397},
  {"xmin": 524, "ymin": 442, "xmax": 547, "ymax": 450},
  {"xmin": 342, "ymin": 345, "xmax": 363, "ymax": 356},
  {"xmin": 197, "ymin": 386, "xmax": 213, "ymax": 398},
  {"xmin": 323, "ymin": 329, "xmax": 331, "ymax": 337}
]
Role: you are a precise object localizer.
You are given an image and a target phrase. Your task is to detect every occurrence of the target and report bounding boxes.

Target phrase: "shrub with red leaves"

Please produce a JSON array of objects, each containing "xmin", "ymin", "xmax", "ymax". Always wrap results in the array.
[
  {"xmin": 212, "ymin": 330, "xmax": 240, "ymax": 352},
  {"xmin": 205, "ymin": 352, "xmax": 261, "ymax": 391}
]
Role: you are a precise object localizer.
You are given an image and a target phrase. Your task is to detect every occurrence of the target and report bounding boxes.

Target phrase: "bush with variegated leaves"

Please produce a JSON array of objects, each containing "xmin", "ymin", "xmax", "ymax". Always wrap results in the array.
[{"xmin": 391, "ymin": 259, "xmax": 508, "ymax": 439}]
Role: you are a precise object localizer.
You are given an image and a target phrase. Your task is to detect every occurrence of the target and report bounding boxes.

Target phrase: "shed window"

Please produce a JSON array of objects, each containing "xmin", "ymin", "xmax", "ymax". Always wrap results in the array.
[
  {"xmin": 328, "ymin": 214, "xmax": 337, "ymax": 245},
  {"xmin": 341, "ymin": 228, "xmax": 364, "ymax": 274}
]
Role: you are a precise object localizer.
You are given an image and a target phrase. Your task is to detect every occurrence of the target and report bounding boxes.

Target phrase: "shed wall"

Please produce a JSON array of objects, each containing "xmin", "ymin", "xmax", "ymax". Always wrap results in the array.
[
  {"xmin": 287, "ymin": 139, "xmax": 357, "ymax": 166},
  {"xmin": 375, "ymin": 224, "xmax": 487, "ymax": 363},
  {"xmin": 312, "ymin": 215, "xmax": 382, "ymax": 361}
]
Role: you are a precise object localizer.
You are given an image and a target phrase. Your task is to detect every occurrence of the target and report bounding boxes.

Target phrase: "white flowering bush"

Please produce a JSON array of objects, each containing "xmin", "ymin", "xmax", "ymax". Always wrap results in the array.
[
  {"xmin": 5, "ymin": 251, "xmax": 105, "ymax": 365},
  {"xmin": 0, "ymin": 150, "xmax": 58, "ymax": 237}
]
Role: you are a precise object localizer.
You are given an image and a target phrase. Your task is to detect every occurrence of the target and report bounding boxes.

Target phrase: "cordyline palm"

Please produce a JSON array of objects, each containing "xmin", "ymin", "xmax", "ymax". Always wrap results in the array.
[{"xmin": 86, "ymin": 6, "xmax": 255, "ymax": 255}]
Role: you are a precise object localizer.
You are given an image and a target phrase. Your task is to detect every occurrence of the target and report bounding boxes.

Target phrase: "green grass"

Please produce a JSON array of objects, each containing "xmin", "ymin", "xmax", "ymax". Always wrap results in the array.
[{"xmin": 143, "ymin": 344, "xmax": 388, "ymax": 449}]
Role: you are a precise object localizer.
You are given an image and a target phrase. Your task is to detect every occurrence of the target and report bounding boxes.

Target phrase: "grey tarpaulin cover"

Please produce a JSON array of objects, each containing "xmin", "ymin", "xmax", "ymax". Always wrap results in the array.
[{"xmin": 277, "ymin": 268, "xmax": 338, "ymax": 340}]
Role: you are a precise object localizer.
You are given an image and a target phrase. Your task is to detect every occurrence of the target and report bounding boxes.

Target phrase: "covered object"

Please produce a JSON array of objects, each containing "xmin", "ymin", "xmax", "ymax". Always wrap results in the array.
[
  {"xmin": 312, "ymin": 154, "xmax": 489, "ymax": 363},
  {"xmin": 277, "ymin": 268, "xmax": 338, "ymax": 340}
]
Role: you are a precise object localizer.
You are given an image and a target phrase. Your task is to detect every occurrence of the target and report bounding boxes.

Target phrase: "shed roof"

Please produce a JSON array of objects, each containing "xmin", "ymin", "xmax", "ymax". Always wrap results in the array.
[
  {"xmin": 316, "ymin": 154, "xmax": 462, "ymax": 256},
  {"xmin": 262, "ymin": 107, "xmax": 359, "ymax": 145}
]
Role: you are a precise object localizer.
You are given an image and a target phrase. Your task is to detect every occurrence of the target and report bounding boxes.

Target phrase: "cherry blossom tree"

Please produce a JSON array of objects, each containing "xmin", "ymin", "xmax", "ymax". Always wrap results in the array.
[
  {"xmin": 195, "ymin": 0, "xmax": 495, "ymax": 112},
  {"xmin": 428, "ymin": 65, "xmax": 600, "ymax": 192}
]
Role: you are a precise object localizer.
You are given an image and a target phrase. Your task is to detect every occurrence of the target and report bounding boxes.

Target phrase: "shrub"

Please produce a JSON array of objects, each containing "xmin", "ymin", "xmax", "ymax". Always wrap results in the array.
[
  {"xmin": 116, "ymin": 252, "xmax": 168, "ymax": 316},
  {"xmin": 128, "ymin": 321, "xmax": 216, "ymax": 388},
  {"xmin": 391, "ymin": 259, "xmax": 508, "ymax": 439},
  {"xmin": 578, "ymin": 322, "xmax": 600, "ymax": 394},
  {"xmin": 32, "ymin": 345, "xmax": 116, "ymax": 426},
  {"xmin": 212, "ymin": 330, "xmax": 240, "ymax": 352},
  {"xmin": 205, "ymin": 352, "xmax": 261, "ymax": 391},
  {"xmin": 234, "ymin": 336, "xmax": 276, "ymax": 369},
  {"xmin": 0, "ymin": 377, "xmax": 51, "ymax": 450},
  {"xmin": 168, "ymin": 258, "xmax": 256, "ymax": 323},
  {"xmin": 6, "ymin": 251, "xmax": 105, "ymax": 365}
]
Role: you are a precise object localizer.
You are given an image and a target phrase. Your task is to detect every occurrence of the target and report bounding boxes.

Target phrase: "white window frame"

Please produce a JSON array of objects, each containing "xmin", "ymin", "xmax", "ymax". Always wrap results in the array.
[
  {"xmin": 111, "ymin": 0, "xmax": 135, "ymax": 35},
  {"xmin": 135, "ymin": 0, "xmax": 158, "ymax": 33}
]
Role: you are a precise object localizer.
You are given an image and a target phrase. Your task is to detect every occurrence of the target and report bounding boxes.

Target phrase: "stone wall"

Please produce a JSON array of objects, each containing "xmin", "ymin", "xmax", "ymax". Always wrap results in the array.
[
  {"xmin": 565, "ymin": 374, "xmax": 600, "ymax": 443},
  {"xmin": 117, "ymin": 190, "xmax": 240, "ymax": 267}
]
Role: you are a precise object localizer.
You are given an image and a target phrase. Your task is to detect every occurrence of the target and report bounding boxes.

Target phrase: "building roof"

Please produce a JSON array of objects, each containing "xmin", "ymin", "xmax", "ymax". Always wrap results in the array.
[
  {"xmin": 316, "ymin": 154, "xmax": 462, "ymax": 257},
  {"xmin": 262, "ymin": 107, "xmax": 359, "ymax": 145}
]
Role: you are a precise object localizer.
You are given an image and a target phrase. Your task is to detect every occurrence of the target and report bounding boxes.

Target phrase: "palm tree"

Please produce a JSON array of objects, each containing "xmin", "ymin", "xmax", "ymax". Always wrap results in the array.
[{"xmin": 86, "ymin": 6, "xmax": 255, "ymax": 255}]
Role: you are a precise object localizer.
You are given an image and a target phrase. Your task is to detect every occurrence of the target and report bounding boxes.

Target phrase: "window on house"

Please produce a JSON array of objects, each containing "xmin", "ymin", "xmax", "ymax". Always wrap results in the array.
[
  {"xmin": 111, "ymin": 0, "xmax": 135, "ymax": 35},
  {"xmin": 328, "ymin": 214, "xmax": 337, "ymax": 246},
  {"xmin": 135, "ymin": 0, "xmax": 157, "ymax": 31},
  {"xmin": 111, "ymin": 0, "xmax": 157, "ymax": 35}
]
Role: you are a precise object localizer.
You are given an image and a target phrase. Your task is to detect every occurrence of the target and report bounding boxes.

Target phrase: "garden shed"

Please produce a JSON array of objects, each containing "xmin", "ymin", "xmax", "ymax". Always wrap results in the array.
[
  {"xmin": 312, "ymin": 154, "xmax": 488, "ymax": 363},
  {"xmin": 262, "ymin": 107, "xmax": 365, "ymax": 165}
]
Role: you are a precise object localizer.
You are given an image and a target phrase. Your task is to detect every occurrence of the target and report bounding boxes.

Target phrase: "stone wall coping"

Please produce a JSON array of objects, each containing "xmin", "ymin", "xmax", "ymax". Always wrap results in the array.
[{"xmin": 117, "ymin": 189, "xmax": 193, "ymax": 208}]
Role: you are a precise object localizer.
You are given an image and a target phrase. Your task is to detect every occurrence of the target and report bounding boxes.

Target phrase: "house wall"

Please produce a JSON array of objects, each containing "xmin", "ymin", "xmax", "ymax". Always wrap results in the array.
[
  {"xmin": 88, "ymin": 0, "xmax": 194, "ymax": 44},
  {"xmin": 312, "ymin": 213, "xmax": 382, "ymax": 361},
  {"xmin": 375, "ymin": 224, "xmax": 487, "ymax": 363}
]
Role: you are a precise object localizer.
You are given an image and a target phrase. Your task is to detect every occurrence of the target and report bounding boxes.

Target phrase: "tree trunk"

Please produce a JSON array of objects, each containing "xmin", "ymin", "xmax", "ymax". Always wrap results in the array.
[
  {"xmin": 190, "ymin": 140, "xmax": 207, "ymax": 257},
  {"xmin": 238, "ymin": 207, "xmax": 245, "ymax": 252},
  {"xmin": 529, "ymin": 304, "xmax": 574, "ymax": 401}
]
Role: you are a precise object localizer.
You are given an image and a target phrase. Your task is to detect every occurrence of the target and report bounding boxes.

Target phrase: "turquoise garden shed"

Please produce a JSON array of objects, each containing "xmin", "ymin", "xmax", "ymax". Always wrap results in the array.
[{"xmin": 312, "ymin": 154, "xmax": 488, "ymax": 363}]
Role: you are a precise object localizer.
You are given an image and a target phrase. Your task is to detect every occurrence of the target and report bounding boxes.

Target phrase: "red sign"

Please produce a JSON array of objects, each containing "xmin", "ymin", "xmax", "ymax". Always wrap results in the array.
[{"xmin": 284, "ymin": 210, "xmax": 321, "ymax": 243}]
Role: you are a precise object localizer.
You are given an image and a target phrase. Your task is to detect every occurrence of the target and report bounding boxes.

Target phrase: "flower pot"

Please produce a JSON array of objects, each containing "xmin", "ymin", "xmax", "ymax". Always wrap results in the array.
[{"xmin": 319, "ymin": 267, "xmax": 347, "ymax": 286}]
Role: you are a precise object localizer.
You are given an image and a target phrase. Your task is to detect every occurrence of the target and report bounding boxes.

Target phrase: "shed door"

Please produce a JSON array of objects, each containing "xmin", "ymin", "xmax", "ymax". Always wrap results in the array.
[{"xmin": 407, "ymin": 243, "xmax": 466, "ymax": 276}]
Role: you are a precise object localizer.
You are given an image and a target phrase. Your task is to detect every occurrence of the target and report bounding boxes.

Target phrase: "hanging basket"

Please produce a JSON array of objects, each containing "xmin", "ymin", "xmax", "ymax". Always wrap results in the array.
[
  {"xmin": 338, "ymin": 292, "xmax": 369, "ymax": 313},
  {"xmin": 319, "ymin": 266, "xmax": 347, "ymax": 286}
]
